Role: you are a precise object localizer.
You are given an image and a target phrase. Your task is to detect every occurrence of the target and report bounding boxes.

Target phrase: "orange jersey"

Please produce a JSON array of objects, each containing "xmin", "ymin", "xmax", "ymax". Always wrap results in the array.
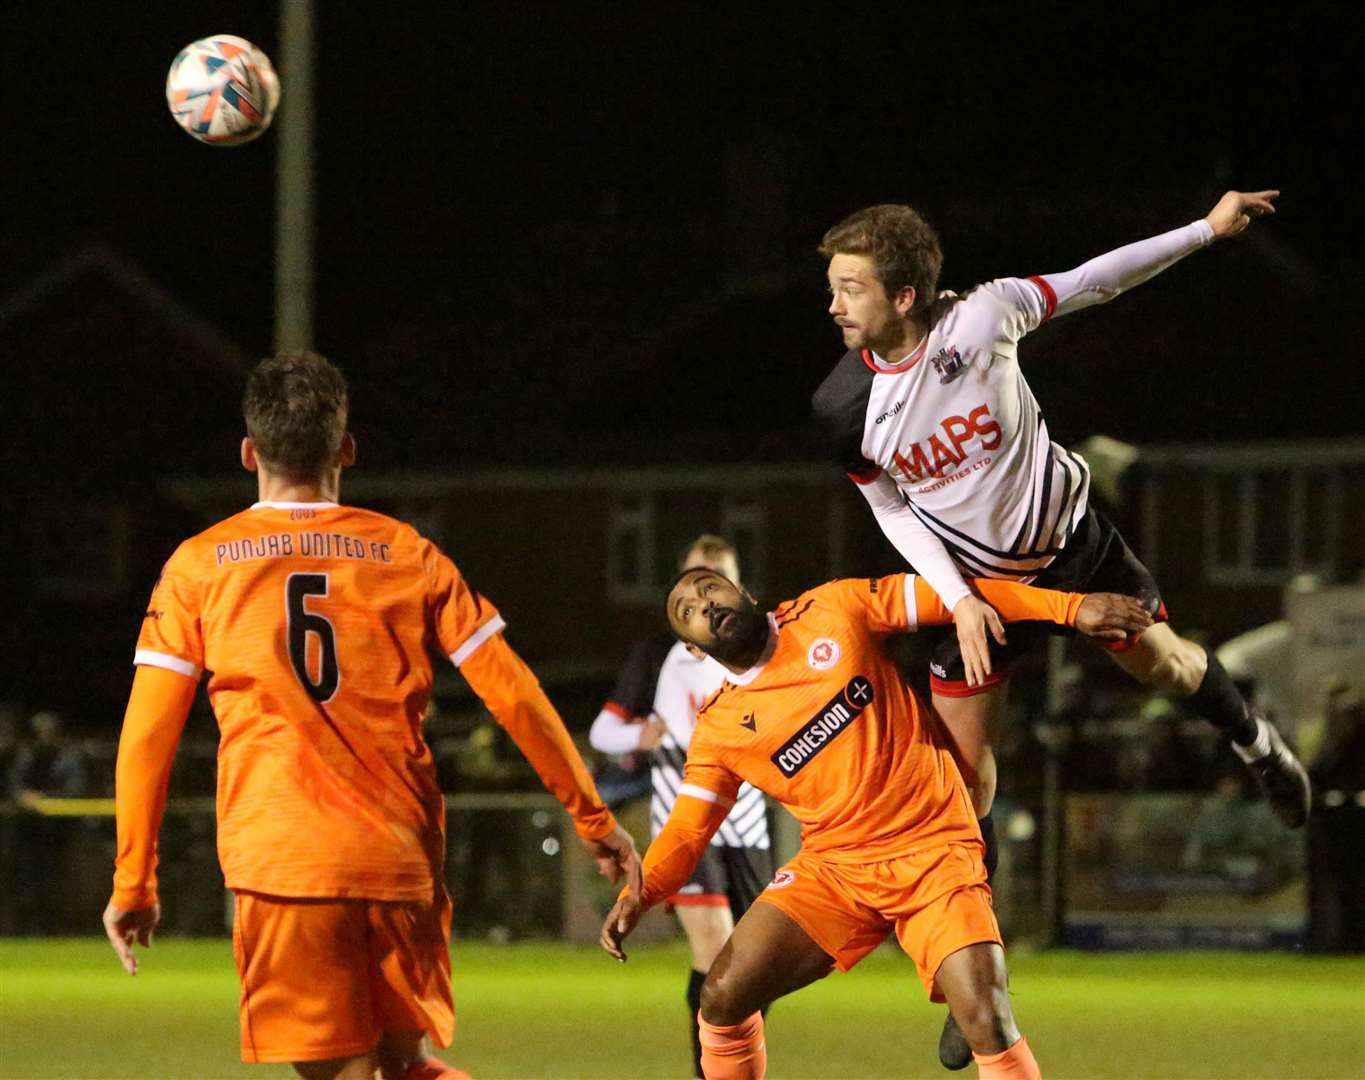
[
  {"xmin": 127, "ymin": 500, "xmax": 612, "ymax": 904},
  {"xmin": 637, "ymin": 575, "xmax": 1082, "ymax": 906}
]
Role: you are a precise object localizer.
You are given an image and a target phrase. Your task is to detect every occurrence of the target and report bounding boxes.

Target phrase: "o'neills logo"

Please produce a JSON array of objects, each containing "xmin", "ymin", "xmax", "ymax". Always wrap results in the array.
[{"xmin": 770, "ymin": 676, "xmax": 874, "ymax": 778}]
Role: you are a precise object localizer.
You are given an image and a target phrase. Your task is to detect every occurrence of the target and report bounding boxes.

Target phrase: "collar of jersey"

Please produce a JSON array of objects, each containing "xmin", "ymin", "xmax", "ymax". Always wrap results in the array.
[
  {"xmin": 726, "ymin": 613, "xmax": 780, "ymax": 686},
  {"xmin": 862, "ymin": 335, "xmax": 928, "ymax": 375},
  {"xmin": 251, "ymin": 500, "xmax": 340, "ymax": 509}
]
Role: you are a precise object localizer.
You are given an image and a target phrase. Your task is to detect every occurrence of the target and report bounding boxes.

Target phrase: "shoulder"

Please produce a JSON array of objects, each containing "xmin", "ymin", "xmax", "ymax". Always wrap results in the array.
[
  {"xmin": 811, "ymin": 348, "xmax": 874, "ymax": 423},
  {"xmin": 695, "ymin": 681, "xmax": 740, "ymax": 727},
  {"xmin": 772, "ymin": 583, "xmax": 844, "ymax": 627}
]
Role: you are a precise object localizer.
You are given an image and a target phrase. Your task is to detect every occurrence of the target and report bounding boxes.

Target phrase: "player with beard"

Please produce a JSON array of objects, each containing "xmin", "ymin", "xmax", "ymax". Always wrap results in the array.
[
  {"xmin": 601, "ymin": 566, "xmax": 1153, "ymax": 1079},
  {"xmin": 590, "ymin": 535, "xmax": 773, "ymax": 1080},
  {"xmin": 812, "ymin": 192, "xmax": 1312, "ymax": 1065}
]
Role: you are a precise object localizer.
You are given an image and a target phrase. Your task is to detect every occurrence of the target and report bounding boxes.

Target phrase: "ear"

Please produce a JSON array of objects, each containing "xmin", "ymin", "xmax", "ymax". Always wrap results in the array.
[
  {"xmin": 340, "ymin": 432, "xmax": 357, "ymax": 468},
  {"xmin": 241, "ymin": 437, "xmax": 259, "ymax": 474},
  {"xmin": 892, "ymin": 285, "xmax": 918, "ymax": 318}
]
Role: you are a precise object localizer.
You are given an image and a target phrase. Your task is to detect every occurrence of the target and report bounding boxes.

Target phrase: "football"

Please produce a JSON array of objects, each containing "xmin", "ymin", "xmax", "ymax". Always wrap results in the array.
[{"xmin": 165, "ymin": 35, "xmax": 280, "ymax": 146}]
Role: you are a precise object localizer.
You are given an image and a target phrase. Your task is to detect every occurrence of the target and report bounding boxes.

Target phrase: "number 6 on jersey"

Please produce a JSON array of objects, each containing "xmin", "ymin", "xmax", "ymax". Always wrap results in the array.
[{"xmin": 286, "ymin": 573, "xmax": 340, "ymax": 702}]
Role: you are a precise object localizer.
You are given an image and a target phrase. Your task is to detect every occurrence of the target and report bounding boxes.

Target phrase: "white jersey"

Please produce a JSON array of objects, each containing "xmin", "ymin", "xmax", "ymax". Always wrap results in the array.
[
  {"xmin": 595, "ymin": 632, "xmax": 770, "ymax": 849},
  {"xmin": 814, "ymin": 218, "xmax": 1213, "ymax": 607}
]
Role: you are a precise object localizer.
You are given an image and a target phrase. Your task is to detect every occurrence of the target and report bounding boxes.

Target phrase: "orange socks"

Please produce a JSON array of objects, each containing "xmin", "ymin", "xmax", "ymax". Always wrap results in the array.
[
  {"xmin": 974, "ymin": 1035, "xmax": 1041, "ymax": 1079},
  {"xmin": 698, "ymin": 1011, "xmax": 767, "ymax": 1080}
]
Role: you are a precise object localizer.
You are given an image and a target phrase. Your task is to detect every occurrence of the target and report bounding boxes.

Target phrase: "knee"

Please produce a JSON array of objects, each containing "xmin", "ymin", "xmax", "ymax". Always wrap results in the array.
[
  {"xmin": 1139, "ymin": 643, "xmax": 1205, "ymax": 695},
  {"xmin": 952, "ymin": 986, "xmax": 1018, "ymax": 1055},
  {"xmin": 698, "ymin": 969, "xmax": 751, "ymax": 1027}
]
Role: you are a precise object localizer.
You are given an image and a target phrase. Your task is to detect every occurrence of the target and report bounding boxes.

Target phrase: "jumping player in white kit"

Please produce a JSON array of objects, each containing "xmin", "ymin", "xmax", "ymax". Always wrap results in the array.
[{"xmin": 812, "ymin": 190, "xmax": 1312, "ymax": 1069}]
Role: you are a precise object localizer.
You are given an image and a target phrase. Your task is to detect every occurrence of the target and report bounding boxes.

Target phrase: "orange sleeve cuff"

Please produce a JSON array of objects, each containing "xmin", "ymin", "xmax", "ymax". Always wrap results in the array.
[
  {"xmin": 623, "ymin": 793, "xmax": 731, "ymax": 910},
  {"xmin": 458, "ymin": 634, "xmax": 615, "ymax": 838},
  {"xmin": 111, "ymin": 664, "xmax": 197, "ymax": 911}
]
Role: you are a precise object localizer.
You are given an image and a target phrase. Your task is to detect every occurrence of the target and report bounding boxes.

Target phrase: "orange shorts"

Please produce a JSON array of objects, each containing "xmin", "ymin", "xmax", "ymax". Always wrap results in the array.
[
  {"xmin": 232, "ymin": 890, "xmax": 454, "ymax": 1064},
  {"xmin": 755, "ymin": 842, "xmax": 999, "ymax": 1001}
]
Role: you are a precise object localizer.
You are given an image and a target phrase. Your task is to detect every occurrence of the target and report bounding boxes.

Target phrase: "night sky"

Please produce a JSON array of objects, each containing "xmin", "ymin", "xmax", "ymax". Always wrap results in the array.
[{"xmin": 6, "ymin": 5, "xmax": 1362, "ymax": 465}]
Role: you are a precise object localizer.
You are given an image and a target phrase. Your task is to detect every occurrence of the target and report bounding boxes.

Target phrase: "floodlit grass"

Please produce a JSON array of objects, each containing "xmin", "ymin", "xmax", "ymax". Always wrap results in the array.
[{"xmin": 1, "ymin": 938, "xmax": 1362, "ymax": 1078}]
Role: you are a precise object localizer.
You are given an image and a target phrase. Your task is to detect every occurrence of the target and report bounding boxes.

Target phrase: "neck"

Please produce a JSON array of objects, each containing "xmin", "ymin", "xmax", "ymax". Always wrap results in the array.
[
  {"xmin": 256, "ymin": 468, "xmax": 341, "ymax": 504},
  {"xmin": 877, "ymin": 313, "xmax": 929, "ymax": 364}
]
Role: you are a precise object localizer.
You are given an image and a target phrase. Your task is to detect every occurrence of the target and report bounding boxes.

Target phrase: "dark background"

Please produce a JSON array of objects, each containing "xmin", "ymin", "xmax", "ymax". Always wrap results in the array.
[{"xmin": 5, "ymin": 5, "xmax": 1361, "ymax": 469}]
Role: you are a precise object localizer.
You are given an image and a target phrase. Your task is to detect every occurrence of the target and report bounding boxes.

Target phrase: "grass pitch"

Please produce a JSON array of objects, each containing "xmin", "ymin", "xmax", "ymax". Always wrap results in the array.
[{"xmin": 1, "ymin": 938, "xmax": 1361, "ymax": 1079}]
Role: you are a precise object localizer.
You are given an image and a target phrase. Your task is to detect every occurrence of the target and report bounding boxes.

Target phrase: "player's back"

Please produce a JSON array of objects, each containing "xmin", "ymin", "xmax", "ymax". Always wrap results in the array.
[{"xmin": 137, "ymin": 501, "xmax": 491, "ymax": 901}]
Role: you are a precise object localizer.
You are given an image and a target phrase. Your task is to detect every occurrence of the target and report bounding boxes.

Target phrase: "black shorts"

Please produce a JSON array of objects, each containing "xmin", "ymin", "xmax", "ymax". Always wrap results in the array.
[
  {"xmin": 926, "ymin": 507, "xmax": 1167, "ymax": 697},
  {"xmin": 667, "ymin": 843, "xmax": 776, "ymax": 925}
]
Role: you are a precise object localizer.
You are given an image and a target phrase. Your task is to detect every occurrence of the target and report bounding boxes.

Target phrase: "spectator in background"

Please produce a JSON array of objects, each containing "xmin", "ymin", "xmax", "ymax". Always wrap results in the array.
[
  {"xmin": 1308, "ymin": 680, "xmax": 1365, "ymax": 953},
  {"xmin": 1143, "ymin": 699, "xmax": 1218, "ymax": 792},
  {"xmin": 9, "ymin": 710, "xmax": 88, "ymax": 805},
  {"xmin": 9, "ymin": 710, "xmax": 89, "ymax": 933}
]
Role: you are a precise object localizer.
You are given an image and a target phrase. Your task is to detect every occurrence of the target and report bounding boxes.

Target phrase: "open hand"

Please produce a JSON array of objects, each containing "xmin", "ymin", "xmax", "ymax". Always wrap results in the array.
[
  {"xmin": 102, "ymin": 901, "xmax": 160, "ymax": 976},
  {"xmin": 1075, "ymin": 593, "xmax": 1154, "ymax": 641},
  {"xmin": 599, "ymin": 891, "xmax": 643, "ymax": 962},
  {"xmin": 580, "ymin": 823, "xmax": 644, "ymax": 897},
  {"xmin": 637, "ymin": 715, "xmax": 667, "ymax": 751},
  {"xmin": 951, "ymin": 594, "xmax": 1006, "ymax": 687},
  {"xmin": 1205, "ymin": 190, "xmax": 1278, "ymax": 241}
]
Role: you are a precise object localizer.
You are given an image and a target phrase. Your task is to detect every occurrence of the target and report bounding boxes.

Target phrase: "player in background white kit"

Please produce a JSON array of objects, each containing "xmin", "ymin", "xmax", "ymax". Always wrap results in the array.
[
  {"xmin": 590, "ymin": 535, "xmax": 773, "ymax": 1080},
  {"xmin": 812, "ymin": 191, "xmax": 1312, "ymax": 1070}
]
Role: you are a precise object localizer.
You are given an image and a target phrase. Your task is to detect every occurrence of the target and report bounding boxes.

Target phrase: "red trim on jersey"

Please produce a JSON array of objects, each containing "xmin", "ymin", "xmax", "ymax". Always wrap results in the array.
[
  {"xmin": 1027, "ymin": 275, "xmax": 1058, "ymax": 322},
  {"xmin": 601, "ymin": 701, "xmax": 634, "ymax": 721},
  {"xmin": 860, "ymin": 334, "xmax": 928, "ymax": 375},
  {"xmin": 846, "ymin": 464, "xmax": 883, "ymax": 485},
  {"xmin": 929, "ymin": 671, "xmax": 1010, "ymax": 698},
  {"xmin": 1102, "ymin": 601, "xmax": 1169, "ymax": 653},
  {"xmin": 667, "ymin": 893, "xmax": 730, "ymax": 908}
]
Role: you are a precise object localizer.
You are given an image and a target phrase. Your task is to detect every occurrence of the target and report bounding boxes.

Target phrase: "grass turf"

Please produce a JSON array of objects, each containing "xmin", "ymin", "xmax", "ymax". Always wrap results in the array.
[{"xmin": 1, "ymin": 939, "xmax": 1361, "ymax": 1079}]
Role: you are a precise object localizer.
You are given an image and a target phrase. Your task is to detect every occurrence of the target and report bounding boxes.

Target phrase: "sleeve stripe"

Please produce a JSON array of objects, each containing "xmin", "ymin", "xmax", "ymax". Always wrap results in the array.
[
  {"xmin": 133, "ymin": 649, "xmax": 201, "ymax": 679},
  {"xmin": 601, "ymin": 701, "xmax": 633, "ymax": 720},
  {"xmin": 1027, "ymin": 274, "xmax": 1058, "ymax": 322},
  {"xmin": 904, "ymin": 575, "xmax": 919, "ymax": 632},
  {"xmin": 449, "ymin": 614, "xmax": 507, "ymax": 667},
  {"xmin": 847, "ymin": 463, "xmax": 883, "ymax": 485},
  {"xmin": 678, "ymin": 783, "xmax": 734, "ymax": 808}
]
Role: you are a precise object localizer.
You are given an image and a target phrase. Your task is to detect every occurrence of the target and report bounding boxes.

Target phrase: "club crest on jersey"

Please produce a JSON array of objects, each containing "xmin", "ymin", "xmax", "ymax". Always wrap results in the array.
[
  {"xmin": 766, "ymin": 870, "xmax": 796, "ymax": 890},
  {"xmin": 930, "ymin": 345, "xmax": 967, "ymax": 383},
  {"xmin": 807, "ymin": 638, "xmax": 841, "ymax": 670}
]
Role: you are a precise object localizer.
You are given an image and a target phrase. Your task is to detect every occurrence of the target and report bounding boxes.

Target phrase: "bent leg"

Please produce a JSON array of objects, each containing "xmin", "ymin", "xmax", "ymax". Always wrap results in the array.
[
  {"xmin": 696, "ymin": 900, "xmax": 835, "ymax": 1079},
  {"xmin": 679, "ymin": 904, "xmax": 737, "ymax": 1077},
  {"xmin": 934, "ymin": 942, "xmax": 1040, "ymax": 1076},
  {"xmin": 700, "ymin": 899, "xmax": 835, "ymax": 1025},
  {"xmin": 931, "ymin": 684, "xmax": 1009, "ymax": 819},
  {"xmin": 932, "ymin": 942, "xmax": 1017, "ymax": 1054},
  {"xmin": 1105, "ymin": 623, "xmax": 1310, "ymax": 826}
]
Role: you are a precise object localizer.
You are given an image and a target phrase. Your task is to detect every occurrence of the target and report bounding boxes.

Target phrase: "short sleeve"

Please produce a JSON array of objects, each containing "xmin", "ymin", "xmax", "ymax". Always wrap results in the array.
[
  {"xmin": 605, "ymin": 633, "xmax": 674, "ymax": 717},
  {"xmin": 134, "ymin": 544, "xmax": 205, "ymax": 679},
  {"xmin": 823, "ymin": 575, "xmax": 916, "ymax": 636},
  {"xmin": 420, "ymin": 539, "xmax": 505, "ymax": 667},
  {"xmin": 972, "ymin": 277, "xmax": 1055, "ymax": 344},
  {"xmin": 812, "ymin": 351, "xmax": 881, "ymax": 484}
]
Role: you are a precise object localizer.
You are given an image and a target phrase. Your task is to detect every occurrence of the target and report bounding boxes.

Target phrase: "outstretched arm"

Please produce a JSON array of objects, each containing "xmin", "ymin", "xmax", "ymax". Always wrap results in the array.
[
  {"xmin": 458, "ymin": 633, "xmax": 641, "ymax": 889},
  {"xmin": 600, "ymin": 778, "xmax": 734, "ymax": 961},
  {"xmin": 853, "ymin": 472, "xmax": 1003, "ymax": 686},
  {"xmin": 1036, "ymin": 190, "xmax": 1278, "ymax": 319},
  {"xmin": 104, "ymin": 664, "xmax": 197, "ymax": 974},
  {"xmin": 911, "ymin": 576, "xmax": 1153, "ymax": 641}
]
